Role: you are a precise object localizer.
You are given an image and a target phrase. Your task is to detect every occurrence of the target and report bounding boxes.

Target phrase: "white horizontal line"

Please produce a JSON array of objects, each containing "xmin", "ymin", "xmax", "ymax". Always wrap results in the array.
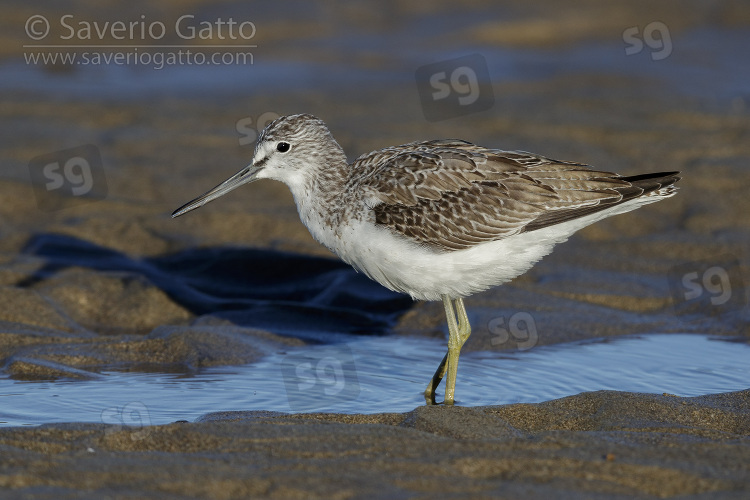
[{"xmin": 23, "ymin": 45, "xmax": 257, "ymax": 48}]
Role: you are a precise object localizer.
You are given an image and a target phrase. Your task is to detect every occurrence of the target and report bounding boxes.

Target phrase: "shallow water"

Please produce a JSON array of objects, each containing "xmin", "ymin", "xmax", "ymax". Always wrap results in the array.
[{"xmin": 1, "ymin": 333, "xmax": 747, "ymax": 427}]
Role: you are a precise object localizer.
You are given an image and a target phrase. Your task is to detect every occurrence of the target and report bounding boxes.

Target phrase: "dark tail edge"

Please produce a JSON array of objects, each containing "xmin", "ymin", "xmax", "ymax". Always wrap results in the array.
[{"xmin": 619, "ymin": 171, "xmax": 681, "ymax": 194}]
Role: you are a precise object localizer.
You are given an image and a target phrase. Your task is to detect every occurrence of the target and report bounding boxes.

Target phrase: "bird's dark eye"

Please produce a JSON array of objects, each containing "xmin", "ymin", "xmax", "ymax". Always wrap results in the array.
[{"xmin": 276, "ymin": 142, "xmax": 290, "ymax": 153}]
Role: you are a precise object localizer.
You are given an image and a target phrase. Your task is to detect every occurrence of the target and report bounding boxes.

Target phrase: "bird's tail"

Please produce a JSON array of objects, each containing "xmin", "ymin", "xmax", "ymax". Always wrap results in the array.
[{"xmin": 618, "ymin": 171, "xmax": 681, "ymax": 199}]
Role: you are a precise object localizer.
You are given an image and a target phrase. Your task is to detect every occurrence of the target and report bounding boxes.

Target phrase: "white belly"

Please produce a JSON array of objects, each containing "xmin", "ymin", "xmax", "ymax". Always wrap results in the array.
[
  {"xmin": 329, "ymin": 218, "xmax": 552, "ymax": 301},
  {"xmin": 312, "ymin": 195, "xmax": 667, "ymax": 301}
]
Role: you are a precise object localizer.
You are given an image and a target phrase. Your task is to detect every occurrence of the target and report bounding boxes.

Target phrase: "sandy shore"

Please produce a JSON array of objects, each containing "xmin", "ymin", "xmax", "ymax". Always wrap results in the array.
[{"xmin": 0, "ymin": 390, "xmax": 747, "ymax": 498}]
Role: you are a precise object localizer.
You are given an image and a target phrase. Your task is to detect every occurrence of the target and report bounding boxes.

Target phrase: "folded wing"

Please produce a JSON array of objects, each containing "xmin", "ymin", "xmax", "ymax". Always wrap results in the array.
[{"xmin": 357, "ymin": 140, "xmax": 678, "ymax": 251}]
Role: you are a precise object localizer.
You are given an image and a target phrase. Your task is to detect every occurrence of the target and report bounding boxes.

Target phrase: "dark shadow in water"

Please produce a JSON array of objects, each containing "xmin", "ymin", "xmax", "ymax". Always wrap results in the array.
[{"xmin": 19, "ymin": 234, "xmax": 413, "ymax": 339}]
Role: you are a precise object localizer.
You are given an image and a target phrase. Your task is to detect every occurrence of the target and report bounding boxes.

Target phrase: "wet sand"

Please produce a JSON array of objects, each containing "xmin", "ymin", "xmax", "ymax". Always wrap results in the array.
[
  {"xmin": 0, "ymin": 390, "xmax": 747, "ymax": 498},
  {"xmin": 1, "ymin": 0, "xmax": 750, "ymax": 497}
]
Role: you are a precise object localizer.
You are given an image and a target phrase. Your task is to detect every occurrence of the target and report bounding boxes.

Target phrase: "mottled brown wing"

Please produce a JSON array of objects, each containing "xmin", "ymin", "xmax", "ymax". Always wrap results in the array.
[{"xmin": 359, "ymin": 141, "xmax": 632, "ymax": 251}]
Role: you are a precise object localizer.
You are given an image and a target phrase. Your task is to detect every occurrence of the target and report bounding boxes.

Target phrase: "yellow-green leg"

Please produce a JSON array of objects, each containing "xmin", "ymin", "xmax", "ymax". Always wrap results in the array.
[
  {"xmin": 424, "ymin": 352, "xmax": 448, "ymax": 405},
  {"xmin": 424, "ymin": 295, "xmax": 472, "ymax": 405}
]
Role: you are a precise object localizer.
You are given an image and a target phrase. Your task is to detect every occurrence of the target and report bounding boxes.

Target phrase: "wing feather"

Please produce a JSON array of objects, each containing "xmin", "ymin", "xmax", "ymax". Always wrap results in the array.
[{"xmin": 352, "ymin": 140, "xmax": 677, "ymax": 251}]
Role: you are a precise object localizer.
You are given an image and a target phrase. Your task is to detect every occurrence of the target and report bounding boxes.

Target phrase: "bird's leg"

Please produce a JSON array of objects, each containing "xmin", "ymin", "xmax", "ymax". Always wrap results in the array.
[
  {"xmin": 454, "ymin": 297, "xmax": 472, "ymax": 346},
  {"xmin": 424, "ymin": 295, "xmax": 471, "ymax": 405},
  {"xmin": 424, "ymin": 352, "xmax": 448, "ymax": 405},
  {"xmin": 424, "ymin": 296, "xmax": 457, "ymax": 404},
  {"xmin": 444, "ymin": 297, "xmax": 471, "ymax": 405}
]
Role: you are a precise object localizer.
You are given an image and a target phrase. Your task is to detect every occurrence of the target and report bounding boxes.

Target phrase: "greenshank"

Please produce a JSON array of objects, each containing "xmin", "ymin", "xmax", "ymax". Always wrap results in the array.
[{"xmin": 172, "ymin": 114, "xmax": 680, "ymax": 405}]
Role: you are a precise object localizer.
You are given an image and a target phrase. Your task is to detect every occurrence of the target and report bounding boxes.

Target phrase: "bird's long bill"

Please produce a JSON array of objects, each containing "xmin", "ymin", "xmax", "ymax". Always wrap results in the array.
[{"xmin": 171, "ymin": 165, "xmax": 263, "ymax": 218}]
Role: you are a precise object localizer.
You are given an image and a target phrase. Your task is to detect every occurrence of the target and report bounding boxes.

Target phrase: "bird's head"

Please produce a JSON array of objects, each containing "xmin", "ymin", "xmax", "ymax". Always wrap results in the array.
[{"xmin": 172, "ymin": 113, "xmax": 342, "ymax": 218}]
